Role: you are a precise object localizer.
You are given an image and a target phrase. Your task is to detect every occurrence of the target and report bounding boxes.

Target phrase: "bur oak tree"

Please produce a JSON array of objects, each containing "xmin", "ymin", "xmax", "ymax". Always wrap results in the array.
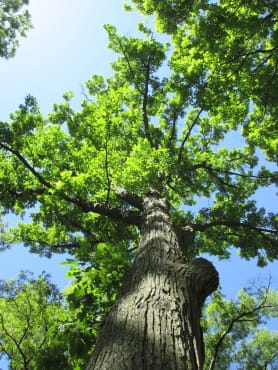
[{"xmin": 0, "ymin": 0, "xmax": 277, "ymax": 369}]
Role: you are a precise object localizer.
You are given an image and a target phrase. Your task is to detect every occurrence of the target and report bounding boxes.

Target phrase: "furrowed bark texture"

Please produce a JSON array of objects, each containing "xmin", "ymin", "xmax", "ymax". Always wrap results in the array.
[{"xmin": 86, "ymin": 194, "xmax": 219, "ymax": 370}]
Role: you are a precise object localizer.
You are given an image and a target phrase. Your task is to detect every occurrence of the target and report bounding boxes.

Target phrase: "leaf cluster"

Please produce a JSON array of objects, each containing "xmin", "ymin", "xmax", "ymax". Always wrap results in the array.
[
  {"xmin": 203, "ymin": 283, "xmax": 278, "ymax": 369},
  {"xmin": 0, "ymin": 271, "xmax": 69, "ymax": 369},
  {"xmin": 0, "ymin": 0, "xmax": 32, "ymax": 58}
]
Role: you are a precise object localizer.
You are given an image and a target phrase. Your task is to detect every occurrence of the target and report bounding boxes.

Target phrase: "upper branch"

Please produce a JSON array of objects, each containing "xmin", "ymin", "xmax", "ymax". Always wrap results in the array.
[
  {"xmin": 193, "ymin": 162, "xmax": 278, "ymax": 181},
  {"xmin": 222, "ymin": 45, "xmax": 278, "ymax": 66},
  {"xmin": 0, "ymin": 142, "xmax": 51, "ymax": 189},
  {"xmin": 177, "ymin": 109, "xmax": 202, "ymax": 163},
  {"xmin": 142, "ymin": 54, "xmax": 153, "ymax": 146},
  {"xmin": 116, "ymin": 37, "xmax": 135, "ymax": 79},
  {"xmin": 193, "ymin": 220, "xmax": 277, "ymax": 235},
  {"xmin": 0, "ymin": 312, "xmax": 28, "ymax": 367},
  {"xmin": 65, "ymin": 194, "xmax": 142, "ymax": 226},
  {"xmin": 1, "ymin": 143, "xmax": 142, "ymax": 226}
]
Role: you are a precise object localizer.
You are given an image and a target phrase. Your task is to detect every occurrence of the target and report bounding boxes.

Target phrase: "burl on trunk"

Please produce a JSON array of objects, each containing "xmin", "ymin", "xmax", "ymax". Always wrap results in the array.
[{"xmin": 86, "ymin": 192, "xmax": 219, "ymax": 370}]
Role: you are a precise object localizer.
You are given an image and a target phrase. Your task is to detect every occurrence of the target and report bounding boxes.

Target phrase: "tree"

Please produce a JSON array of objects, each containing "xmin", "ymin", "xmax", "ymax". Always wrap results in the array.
[
  {"xmin": 203, "ymin": 283, "xmax": 278, "ymax": 369},
  {"xmin": 0, "ymin": 0, "xmax": 277, "ymax": 368},
  {"xmin": 0, "ymin": 0, "xmax": 32, "ymax": 59},
  {"xmin": 0, "ymin": 271, "xmax": 69, "ymax": 369}
]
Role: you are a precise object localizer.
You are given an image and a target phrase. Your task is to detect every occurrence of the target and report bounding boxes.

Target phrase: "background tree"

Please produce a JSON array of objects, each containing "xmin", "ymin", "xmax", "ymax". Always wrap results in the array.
[
  {"xmin": 0, "ymin": 271, "xmax": 69, "ymax": 369},
  {"xmin": 203, "ymin": 282, "xmax": 278, "ymax": 369},
  {"xmin": 0, "ymin": 0, "xmax": 32, "ymax": 59},
  {"xmin": 0, "ymin": 0, "xmax": 277, "ymax": 369}
]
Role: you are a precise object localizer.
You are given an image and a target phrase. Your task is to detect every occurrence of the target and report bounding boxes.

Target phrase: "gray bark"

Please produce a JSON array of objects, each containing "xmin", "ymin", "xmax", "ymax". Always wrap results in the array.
[{"xmin": 86, "ymin": 192, "xmax": 219, "ymax": 370}]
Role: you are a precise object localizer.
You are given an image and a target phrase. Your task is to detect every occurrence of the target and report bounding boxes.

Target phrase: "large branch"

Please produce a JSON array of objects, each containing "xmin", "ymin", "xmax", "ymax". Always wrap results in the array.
[
  {"xmin": 1, "ymin": 143, "xmax": 142, "ymax": 225},
  {"xmin": 192, "ymin": 220, "xmax": 277, "ymax": 249},
  {"xmin": 114, "ymin": 186, "xmax": 143, "ymax": 210},
  {"xmin": 65, "ymin": 194, "xmax": 142, "ymax": 226},
  {"xmin": 7, "ymin": 187, "xmax": 142, "ymax": 226}
]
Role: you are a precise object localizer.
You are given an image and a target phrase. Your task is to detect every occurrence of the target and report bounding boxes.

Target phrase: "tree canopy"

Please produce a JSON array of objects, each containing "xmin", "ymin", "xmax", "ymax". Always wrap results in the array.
[{"xmin": 0, "ymin": 2, "xmax": 277, "ymax": 262}]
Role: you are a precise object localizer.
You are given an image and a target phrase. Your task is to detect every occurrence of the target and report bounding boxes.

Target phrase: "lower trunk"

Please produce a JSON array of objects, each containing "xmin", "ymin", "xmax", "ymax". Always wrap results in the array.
[{"xmin": 86, "ymin": 193, "xmax": 219, "ymax": 370}]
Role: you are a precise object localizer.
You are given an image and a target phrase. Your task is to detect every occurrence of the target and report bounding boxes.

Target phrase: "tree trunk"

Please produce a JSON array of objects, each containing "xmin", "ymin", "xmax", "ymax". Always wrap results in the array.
[{"xmin": 86, "ymin": 193, "xmax": 219, "ymax": 370}]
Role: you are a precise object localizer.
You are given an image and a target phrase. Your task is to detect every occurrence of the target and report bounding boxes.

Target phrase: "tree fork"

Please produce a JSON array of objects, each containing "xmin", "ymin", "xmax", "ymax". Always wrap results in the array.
[{"xmin": 86, "ymin": 192, "xmax": 219, "ymax": 369}]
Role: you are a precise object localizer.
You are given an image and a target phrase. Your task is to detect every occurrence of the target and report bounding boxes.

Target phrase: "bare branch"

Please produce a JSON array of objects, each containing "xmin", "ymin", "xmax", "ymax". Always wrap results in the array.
[{"xmin": 80, "ymin": 84, "xmax": 93, "ymax": 102}]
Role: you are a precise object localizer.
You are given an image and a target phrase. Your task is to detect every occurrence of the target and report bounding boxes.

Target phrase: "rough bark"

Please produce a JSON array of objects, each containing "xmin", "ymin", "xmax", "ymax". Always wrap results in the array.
[{"xmin": 86, "ymin": 192, "xmax": 219, "ymax": 370}]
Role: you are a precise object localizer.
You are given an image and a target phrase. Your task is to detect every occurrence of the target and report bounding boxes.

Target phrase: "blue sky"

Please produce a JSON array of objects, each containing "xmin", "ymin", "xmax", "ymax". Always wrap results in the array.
[{"xmin": 0, "ymin": 1, "xmax": 277, "ymax": 366}]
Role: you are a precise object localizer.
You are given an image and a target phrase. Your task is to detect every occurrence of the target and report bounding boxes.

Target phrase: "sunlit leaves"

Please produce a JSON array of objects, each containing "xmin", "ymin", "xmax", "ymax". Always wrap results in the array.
[
  {"xmin": 0, "ymin": 271, "xmax": 68, "ymax": 369},
  {"xmin": 243, "ymin": 106, "xmax": 278, "ymax": 163},
  {"xmin": 61, "ymin": 241, "xmax": 132, "ymax": 364},
  {"xmin": 130, "ymin": 0, "xmax": 196, "ymax": 33},
  {"xmin": 0, "ymin": 0, "xmax": 32, "ymax": 58},
  {"xmin": 0, "ymin": 0, "xmax": 277, "ymax": 305},
  {"xmin": 234, "ymin": 328, "xmax": 278, "ymax": 369},
  {"xmin": 168, "ymin": 0, "xmax": 278, "ymax": 159},
  {"xmin": 118, "ymin": 138, "xmax": 172, "ymax": 194},
  {"xmin": 203, "ymin": 284, "xmax": 278, "ymax": 369}
]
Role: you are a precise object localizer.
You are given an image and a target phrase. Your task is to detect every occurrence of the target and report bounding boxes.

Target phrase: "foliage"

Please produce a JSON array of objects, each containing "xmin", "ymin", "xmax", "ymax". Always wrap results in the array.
[
  {"xmin": 0, "ymin": 270, "xmax": 103, "ymax": 369},
  {"xmin": 203, "ymin": 282, "xmax": 278, "ymax": 369},
  {"xmin": 0, "ymin": 0, "xmax": 32, "ymax": 58},
  {"xmin": 60, "ymin": 241, "xmax": 132, "ymax": 367},
  {"xmin": 130, "ymin": 0, "xmax": 278, "ymax": 161},
  {"xmin": 0, "ymin": 271, "xmax": 70, "ymax": 369},
  {"xmin": 1, "ymin": 272, "xmax": 276, "ymax": 369},
  {"xmin": 0, "ymin": 11, "xmax": 277, "ymax": 262}
]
